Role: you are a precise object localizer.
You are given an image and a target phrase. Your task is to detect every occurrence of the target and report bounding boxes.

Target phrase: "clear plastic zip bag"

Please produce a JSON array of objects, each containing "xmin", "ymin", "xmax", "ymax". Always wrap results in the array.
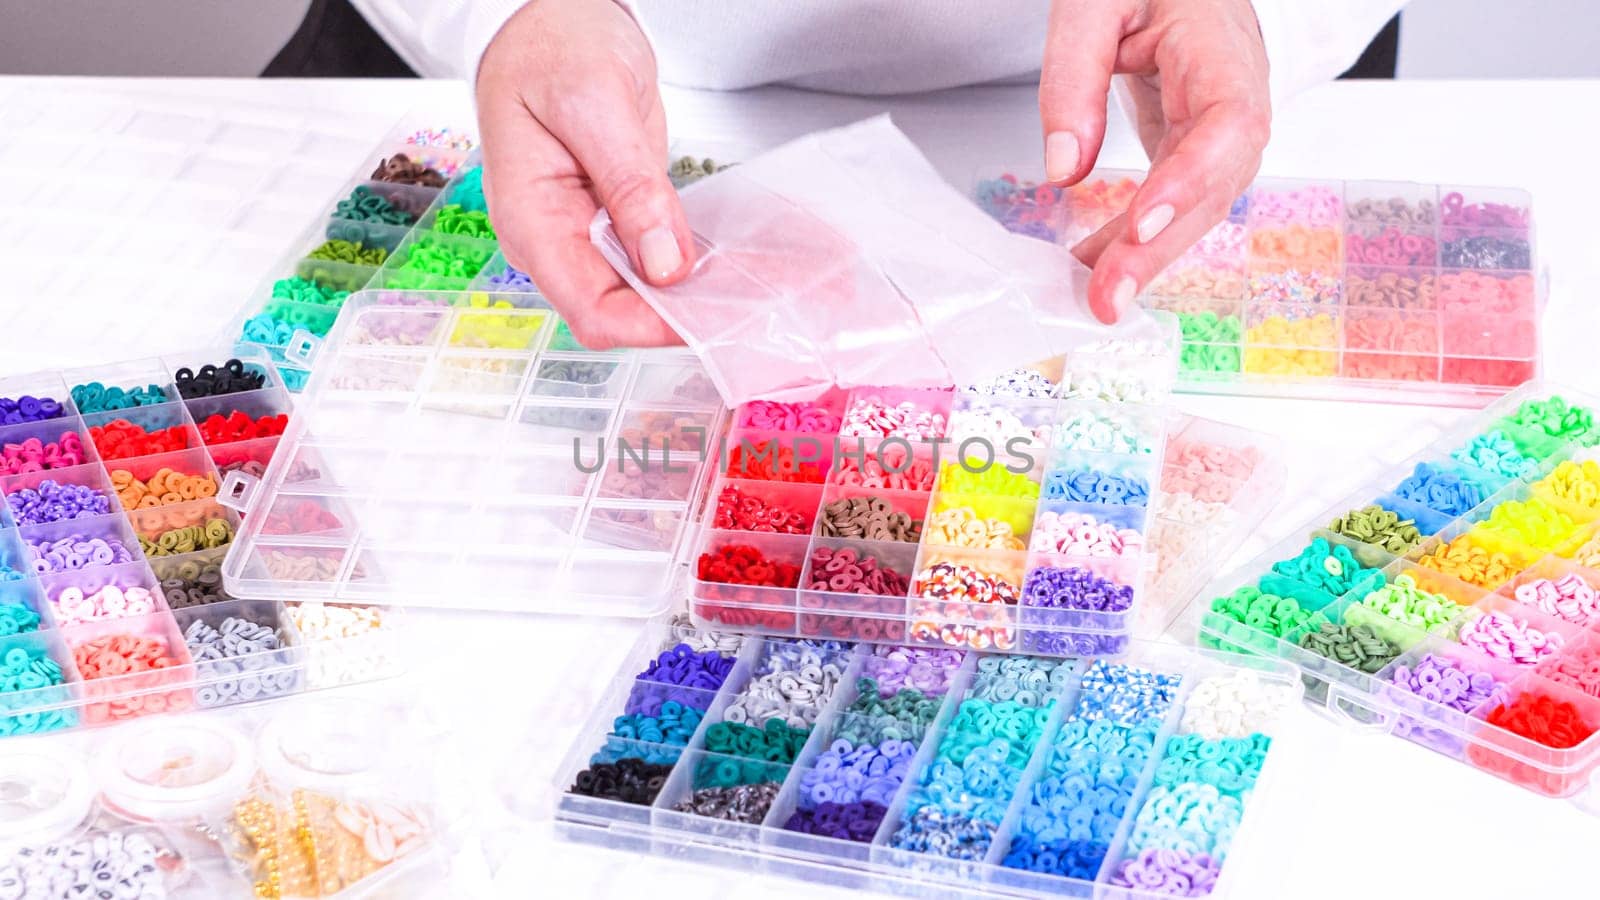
[{"xmin": 593, "ymin": 116, "xmax": 1160, "ymax": 404}]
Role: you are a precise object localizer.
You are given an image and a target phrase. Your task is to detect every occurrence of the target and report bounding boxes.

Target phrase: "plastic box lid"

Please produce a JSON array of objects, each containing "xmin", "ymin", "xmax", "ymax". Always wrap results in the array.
[{"xmin": 220, "ymin": 290, "xmax": 727, "ymax": 616}]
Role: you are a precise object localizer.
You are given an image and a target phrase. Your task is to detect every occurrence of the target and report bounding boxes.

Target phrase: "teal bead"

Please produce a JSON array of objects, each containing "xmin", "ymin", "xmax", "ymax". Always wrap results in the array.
[
  {"xmin": 70, "ymin": 380, "xmax": 165, "ymax": 414},
  {"xmin": 448, "ymin": 165, "xmax": 488, "ymax": 213},
  {"xmin": 241, "ymin": 313, "xmax": 303, "ymax": 346},
  {"xmin": 333, "ymin": 185, "xmax": 418, "ymax": 227},
  {"xmin": 0, "ymin": 640, "xmax": 74, "ymax": 735}
]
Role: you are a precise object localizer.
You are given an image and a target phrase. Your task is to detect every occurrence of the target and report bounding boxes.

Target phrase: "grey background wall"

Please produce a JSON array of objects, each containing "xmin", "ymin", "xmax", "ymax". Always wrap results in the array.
[
  {"xmin": 0, "ymin": 1, "xmax": 309, "ymax": 76},
  {"xmin": 1398, "ymin": 0, "xmax": 1600, "ymax": 77},
  {"xmin": 0, "ymin": 0, "xmax": 1597, "ymax": 78}
]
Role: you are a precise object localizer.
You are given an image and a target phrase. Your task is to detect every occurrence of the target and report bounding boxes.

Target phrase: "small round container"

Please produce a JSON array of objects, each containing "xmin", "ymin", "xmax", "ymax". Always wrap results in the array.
[
  {"xmin": 257, "ymin": 697, "xmax": 392, "ymax": 792},
  {"xmin": 0, "ymin": 749, "xmax": 95, "ymax": 853},
  {"xmin": 93, "ymin": 718, "xmax": 255, "ymax": 822}
]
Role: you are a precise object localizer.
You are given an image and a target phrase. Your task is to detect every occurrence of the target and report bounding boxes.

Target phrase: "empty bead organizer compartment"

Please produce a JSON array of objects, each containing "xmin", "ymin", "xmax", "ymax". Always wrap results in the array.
[
  {"xmin": 549, "ymin": 617, "xmax": 1301, "ymax": 898},
  {"xmin": 973, "ymin": 169, "xmax": 1541, "ymax": 406},
  {"xmin": 219, "ymin": 291, "xmax": 727, "ymax": 616},
  {"xmin": 1183, "ymin": 382, "xmax": 1600, "ymax": 799},
  {"xmin": 0, "ymin": 347, "xmax": 406, "ymax": 743},
  {"xmin": 0, "ymin": 680, "xmax": 460, "ymax": 897}
]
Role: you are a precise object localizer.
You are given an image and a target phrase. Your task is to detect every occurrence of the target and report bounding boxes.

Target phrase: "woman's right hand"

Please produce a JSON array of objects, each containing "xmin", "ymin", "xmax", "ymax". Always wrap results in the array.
[{"xmin": 476, "ymin": 0, "xmax": 691, "ymax": 349}]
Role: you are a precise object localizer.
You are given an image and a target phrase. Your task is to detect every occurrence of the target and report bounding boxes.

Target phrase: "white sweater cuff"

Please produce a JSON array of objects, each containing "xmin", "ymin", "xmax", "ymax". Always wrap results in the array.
[
  {"xmin": 463, "ymin": 0, "xmax": 652, "ymax": 82},
  {"xmin": 460, "ymin": 0, "xmax": 535, "ymax": 81}
]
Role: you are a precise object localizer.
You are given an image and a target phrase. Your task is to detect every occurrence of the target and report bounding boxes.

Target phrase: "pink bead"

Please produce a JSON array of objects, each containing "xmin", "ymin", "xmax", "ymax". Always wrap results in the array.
[
  {"xmin": 1030, "ymin": 510, "xmax": 1143, "ymax": 558},
  {"xmin": 1457, "ymin": 610, "xmax": 1563, "ymax": 666},
  {"xmin": 840, "ymin": 396, "xmax": 946, "ymax": 440},
  {"xmin": 1514, "ymin": 576, "xmax": 1600, "ymax": 626}
]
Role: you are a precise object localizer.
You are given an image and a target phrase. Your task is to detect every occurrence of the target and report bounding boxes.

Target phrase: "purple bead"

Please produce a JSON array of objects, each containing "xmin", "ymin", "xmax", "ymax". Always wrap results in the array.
[
  {"xmin": 485, "ymin": 263, "xmax": 537, "ymax": 291},
  {"xmin": 1022, "ymin": 566, "xmax": 1134, "ymax": 612},
  {"xmin": 784, "ymin": 800, "xmax": 888, "ymax": 842},
  {"xmin": 625, "ymin": 643, "xmax": 737, "ymax": 714},
  {"xmin": 6, "ymin": 480, "xmax": 113, "ymax": 526},
  {"xmin": 1388, "ymin": 653, "xmax": 1510, "ymax": 756},
  {"xmin": 861, "ymin": 646, "xmax": 963, "ymax": 696},
  {"xmin": 793, "ymin": 736, "xmax": 916, "ymax": 837},
  {"xmin": 1021, "ymin": 629, "xmax": 1129, "ymax": 657},
  {"xmin": 0, "ymin": 395, "xmax": 66, "ymax": 424},
  {"xmin": 25, "ymin": 534, "xmax": 134, "ymax": 574},
  {"xmin": 1110, "ymin": 848, "xmax": 1221, "ymax": 896},
  {"xmin": 1389, "ymin": 653, "xmax": 1503, "ymax": 714}
]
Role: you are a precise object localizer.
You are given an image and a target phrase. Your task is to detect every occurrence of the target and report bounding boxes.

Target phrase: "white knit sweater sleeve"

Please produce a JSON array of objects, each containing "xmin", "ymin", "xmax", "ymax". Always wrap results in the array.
[{"xmin": 350, "ymin": 0, "xmax": 1408, "ymax": 107}]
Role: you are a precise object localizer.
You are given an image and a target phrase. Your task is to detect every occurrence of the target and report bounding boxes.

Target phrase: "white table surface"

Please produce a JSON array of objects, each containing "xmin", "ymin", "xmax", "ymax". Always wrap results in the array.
[{"xmin": 1, "ymin": 75, "xmax": 1597, "ymax": 899}]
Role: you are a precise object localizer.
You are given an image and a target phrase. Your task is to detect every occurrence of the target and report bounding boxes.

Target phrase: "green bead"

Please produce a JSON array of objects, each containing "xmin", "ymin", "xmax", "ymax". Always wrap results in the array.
[
  {"xmin": 271, "ymin": 275, "xmax": 350, "ymax": 308},
  {"xmin": 1176, "ymin": 310, "xmax": 1243, "ymax": 374},
  {"xmin": 308, "ymin": 238, "xmax": 386, "ymax": 266},
  {"xmin": 398, "ymin": 236, "xmax": 492, "ymax": 279},
  {"xmin": 433, "ymin": 203, "xmax": 497, "ymax": 239}
]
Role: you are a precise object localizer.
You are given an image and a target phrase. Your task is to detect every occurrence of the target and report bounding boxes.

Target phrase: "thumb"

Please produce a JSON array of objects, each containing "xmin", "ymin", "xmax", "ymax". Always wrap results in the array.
[
  {"xmin": 545, "ymin": 76, "xmax": 693, "ymax": 286},
  {"xmin": 1039, "ymin": 0, "xmax": 1133, "ymax": 184}
]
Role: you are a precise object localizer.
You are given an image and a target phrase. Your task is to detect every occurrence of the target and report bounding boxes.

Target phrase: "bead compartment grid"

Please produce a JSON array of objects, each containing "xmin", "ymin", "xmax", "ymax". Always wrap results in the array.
[
  {"xmin": 973, "ymin": 170, "xmax": 1540, "ymax": 406},
  {"xmin": 221, "ymin": 292, "xmax": 727, "ymax": 615},
  {"xmin": 690, "ymin": 405, "xmax": 1285, "ymax": 657},
  {"xmin": 1187, "ymin": 383, "xmax": 1600, "ymax": 798},
  {"xmin": 0, "ymin": 347, "xmax": 402, "ymax": 739},
  {"xmin": 688, "ymin": 346, "xmax": 1180, "ymax": 653},
  {"xmin": 552, "ymin": 621, "xmax": 1300, "ymax": 899}
]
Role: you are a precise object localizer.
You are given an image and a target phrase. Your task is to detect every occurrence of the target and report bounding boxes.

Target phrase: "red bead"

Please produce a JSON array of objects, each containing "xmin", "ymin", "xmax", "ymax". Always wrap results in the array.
[
  {"xmin": 198, "ymin": 411, "xmax": 289, "ymax": 446},
  {"xmin": 88, "ymin": 420, "xmax": 191, "ymax": 460},
  {"xmin": 1469, "ymin": 689, "xmax": 1598, "ymax": 796}
]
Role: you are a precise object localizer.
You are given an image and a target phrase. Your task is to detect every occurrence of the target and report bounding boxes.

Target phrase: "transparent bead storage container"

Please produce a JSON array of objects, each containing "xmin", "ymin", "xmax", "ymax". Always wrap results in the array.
[
  {"xmin": 219, "ymin": 291, "xmax": 728, "ymax": 615},
  {"xmin": 1181, "ymin": 382, "xmax": 1600, "ymax": 800},
  {"xmin": 0, "ymin": 346, "xmax": 404, "ymax": 742},
  {"xmin": 681, "ymin": 333, "xmax": 1279, "ymax": 658},
  {"xmin": 687, "ymin": 409, "xmax": 1286, "ymax": 659},
  {"xmin": 972, "ymin": 168, "xmax": 1542, "ymax": 406},
  {"xmin": 543, "ymin": 617, "xmax": 1303, "ymax": 899},
  {"xmin": 0, "ymin": 679, "xmax": 459, "ymax": 897},
  {"xmin": 226, "ymin": 117, "xmax": 488, "ymax": 392}
]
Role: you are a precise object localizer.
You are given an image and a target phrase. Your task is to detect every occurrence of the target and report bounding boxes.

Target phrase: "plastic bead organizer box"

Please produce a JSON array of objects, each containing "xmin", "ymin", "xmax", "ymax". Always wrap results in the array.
[
  {"xmin": 0, "ymin": 345, "xmax": 400, "ymax": 741},
  {"xmin": 550, "ymin": 617, "xmax": 1301, "ymax": 900},
  {"xmin": 1186, "ymin": 383, "xmax": 1600, "ymax": 800},
  {"xmin": 974, "ymin": 169, "xmax": 1541, "ymax": 406},
  {"xmin": 685, "ymin": 337, "xmax": 1285, "ymax": 656}
]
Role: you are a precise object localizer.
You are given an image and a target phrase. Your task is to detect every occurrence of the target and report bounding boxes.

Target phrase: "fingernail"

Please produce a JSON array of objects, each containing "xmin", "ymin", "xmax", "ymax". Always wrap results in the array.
[
  {"xmin": 639, "ymin": 227, "xmax": 683, "ymax": 281},
  {"xmin": 1045, "ymin": 132, "xmax": 1080, "ymax": 183},
  {"xmin": 1136, "ymin": 204, "xmax": 1175, "ymax": 244},
  {"xmin": 1104, "ymin": 276, "xmax": 1138, "ymax": 324}
]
